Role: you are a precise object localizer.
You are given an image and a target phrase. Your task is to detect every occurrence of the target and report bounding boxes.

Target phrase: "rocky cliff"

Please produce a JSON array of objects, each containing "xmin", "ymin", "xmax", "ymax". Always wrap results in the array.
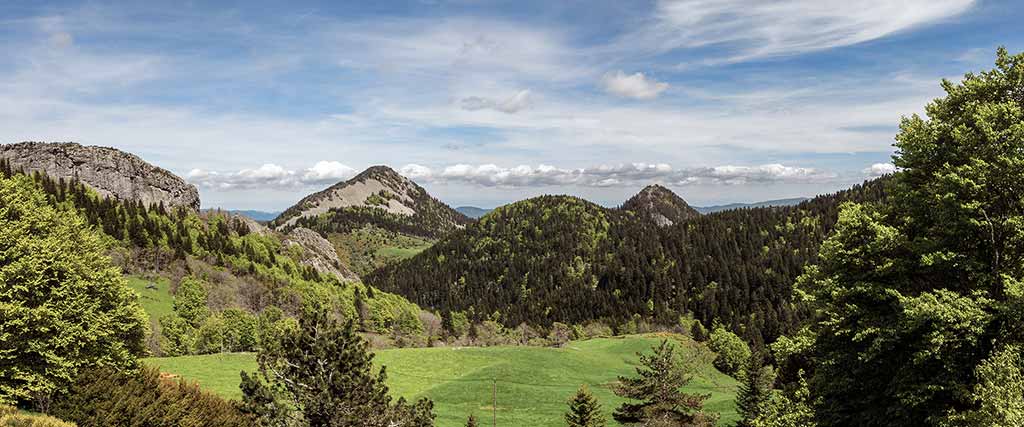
[{"xmin": 0, "ymin": 141, "xmax": 200, "ymax": 211}]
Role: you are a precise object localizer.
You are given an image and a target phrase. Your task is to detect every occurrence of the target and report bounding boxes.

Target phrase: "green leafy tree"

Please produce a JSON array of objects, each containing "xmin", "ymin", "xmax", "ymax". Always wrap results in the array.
[
  {"xmin": 565, "ymin": 385, "xmax": 606, "ymax": 427},
  {"xmin": 174, "ymin": 276, "xmax": 210, "ymax": 327},
  {"xmin": 708, "ymin": 325, "xmax": 751, "ymax": 376},
  {"xmin": 158, "ymin": 314, "xmax": 196, "ymax": 356},
  {"xmin": 801, "ymin": 48, "xmax": 1024, "ymax": 426},
  {"xmin": 0, "ymin": 174, "xmax": 147, "ymax": 409},
  {"xmin": 612, "ymin": 340, "xmax": 717, "ymax": 426},
  {"xmin": 751, "ymin": 372, "xmax": 816, "ymax": 427},
  {"xmin": 240, "ymin": 309, "xmax": 434, "ymax": 426}
]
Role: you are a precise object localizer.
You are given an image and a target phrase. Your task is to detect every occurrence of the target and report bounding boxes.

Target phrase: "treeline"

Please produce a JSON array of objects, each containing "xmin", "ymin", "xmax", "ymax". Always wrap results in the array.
[{"xmin": 367, "ymin": 180, "xmax": 890, "ymax": 348}]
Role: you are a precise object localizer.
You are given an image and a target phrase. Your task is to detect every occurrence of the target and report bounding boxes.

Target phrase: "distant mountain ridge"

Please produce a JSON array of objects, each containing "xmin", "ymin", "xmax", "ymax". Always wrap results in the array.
[
  {"xmin": 455, "ymin": 206, "xmax": 492, "ymax": 219},
  {"xmin": 694, "ymin": 197, "xmax": 809, "ymax": 214},
  {"xmin": 0, "ymin": 141, "xmax": 200, "ymax": 210},
  {"xmin": 223, "ymin": 210, "xmax": 281, "ymax": 222}
]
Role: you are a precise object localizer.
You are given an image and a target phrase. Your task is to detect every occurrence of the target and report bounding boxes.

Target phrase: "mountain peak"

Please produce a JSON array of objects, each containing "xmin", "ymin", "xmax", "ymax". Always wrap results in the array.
[
  {"xmin": 271, "ymin": 165, "xmax": 469, "ymax": 235},
  {"xmin": 622, "ymin": 184, "xmax": 700, "ymax": 226}
]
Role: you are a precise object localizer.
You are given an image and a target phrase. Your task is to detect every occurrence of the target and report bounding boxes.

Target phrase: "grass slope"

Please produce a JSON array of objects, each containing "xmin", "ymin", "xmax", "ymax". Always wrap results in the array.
[
  {"xmin": 125, "ymin": 275, "xmax": 174, "ymax": 324},
  {"xmin": 145, "ymin": 335, "xmax": 738, "ymax": 426}
]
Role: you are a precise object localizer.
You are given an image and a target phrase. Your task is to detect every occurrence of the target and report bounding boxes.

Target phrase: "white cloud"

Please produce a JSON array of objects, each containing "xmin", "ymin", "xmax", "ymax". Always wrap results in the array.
[
  {"xmin": 863, "ymin": 162, "xmax": 898, "ymax": 177},
  {"xmin": 301, "ymin": 161, "xmax": 357, "ymax": 185},
  {"xmin": 403, "ymin": 162, "xmax": 834, "ymax": 188},
  {"xmin": 187, "ymin": 161, "xmax": 358, "ymax": 190},
  {"xmin": 460, "ymin": 90, "xmax": 533, "ymax": 113},
  {"xmin": 400, "ymin": 164, "xmax": 433, "ymax": 179},
  {"xmin": 602, "ymin": 71, "xmax": 669, "ymax": 100},
  {"xmin": 621, "ymin": 0, "xmax": 975, "ymax": 63}
]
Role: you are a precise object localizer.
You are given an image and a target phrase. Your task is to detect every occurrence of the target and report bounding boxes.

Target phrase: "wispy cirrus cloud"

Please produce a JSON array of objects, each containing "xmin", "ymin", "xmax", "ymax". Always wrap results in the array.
[
  {"xmin": 460, "ymin": 90, "xmax": 533, "ymax": 113},
  {"xmin": 617, "ymin": 0, "xmax": 976, "ymax": 63}
]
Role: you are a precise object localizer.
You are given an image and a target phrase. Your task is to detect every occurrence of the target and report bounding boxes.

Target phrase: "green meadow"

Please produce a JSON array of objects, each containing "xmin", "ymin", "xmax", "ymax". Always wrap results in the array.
[
  {"xmin": 125, "ymin": 275, "xmax": 174, "ymax": 324},
  {"xmin": 146, "ymin": 335, "xmax": 738, "ymax": 426}
]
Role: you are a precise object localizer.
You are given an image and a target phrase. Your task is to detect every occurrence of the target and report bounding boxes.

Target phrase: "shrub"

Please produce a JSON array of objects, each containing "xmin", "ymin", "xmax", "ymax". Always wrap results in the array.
[
  {"xmin": 51, "ymin": 366, "xmax": 251, "ymax": 427},
  {"xmin": 708, "ymin": 325, "xmax": 751, "ymax": 377},
  {"xmin": 0, "ymin": 406, "xmax": 76, "ymax": 427}
]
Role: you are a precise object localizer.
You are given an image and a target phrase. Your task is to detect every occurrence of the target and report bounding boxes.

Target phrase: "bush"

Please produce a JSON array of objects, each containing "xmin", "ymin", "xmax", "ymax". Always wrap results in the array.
[
  {"xmin": 0, "ymin": 406, "xmax": 76, "ymax": 427},
  {"xmin": 708, "ymin": 326, "xmax": 751, "ymax": 377},
  {"xmin": 51, "ymin": 366, "xmax": 251, "ymax": 427}
]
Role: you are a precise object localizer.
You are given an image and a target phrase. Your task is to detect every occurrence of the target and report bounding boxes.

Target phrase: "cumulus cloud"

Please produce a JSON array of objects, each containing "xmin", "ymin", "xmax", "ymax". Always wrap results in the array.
[
  {"xmin": 602, "ymin": 71, "xmax": 669, "ymax": 100},
  {"xmin": 401, "ymin": 162, "xmax": 834, "ymax": 188},
  {"xmin": 460, "ymin": 90, "xmax": 533, "ymax": 113},
  {"xmin": 187, "ymin": 161, "xmax": 358, "ymax": 190},
  {"xmin": 863, "ymin": 162, "xmax": 898, "ymax": 177}
]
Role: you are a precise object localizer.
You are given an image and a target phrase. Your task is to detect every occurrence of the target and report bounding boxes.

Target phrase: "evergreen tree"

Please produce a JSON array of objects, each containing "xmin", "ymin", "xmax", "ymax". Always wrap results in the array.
[
  {"xmin": 565, "ymin": 385, "xmax": 606, "ymax": 427},
  {"xmin": 465, "ymin": 414, "xmax": 478, "ymax": 427},
  {"xmin": 736, "ymin": 352, "xmax": 775, "ymax": 427},
  {"xmin": 612, "ymin": 340, "xmax": 717, "ymax": 426},
  {"xmin": 240, "ymin": 309, "xmax": 434, "ymax": 426}
]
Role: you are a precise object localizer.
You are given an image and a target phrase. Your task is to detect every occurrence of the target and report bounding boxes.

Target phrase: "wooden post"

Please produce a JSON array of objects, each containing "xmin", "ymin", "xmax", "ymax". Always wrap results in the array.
[{"xmin": 492, "ymin": 378, "xmax": 497, "ymax": 427}]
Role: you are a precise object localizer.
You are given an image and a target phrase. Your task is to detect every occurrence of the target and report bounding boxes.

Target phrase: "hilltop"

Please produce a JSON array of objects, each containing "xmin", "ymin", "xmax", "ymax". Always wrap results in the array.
[
  {"xmin": 0, "ymin": 141, "xmax": 200, "ymax": 210},
  {"xmin": 622, "ymin": 184, "xmax": 701, "ymax": 226},
  {"xmin": 272, "ymin": 165, "xmax": 471, "ymax": 276}
]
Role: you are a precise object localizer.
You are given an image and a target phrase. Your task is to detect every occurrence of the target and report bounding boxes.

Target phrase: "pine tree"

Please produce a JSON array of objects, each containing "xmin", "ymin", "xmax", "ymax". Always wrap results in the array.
[
  {"xmin": 736, "ymin": 352, "xmax": 774, "ymax": 427},
  {"xmin": 240, "ymin": 309, "xmax": 434, "ymax": 426},
  {"xmin": 565, "ymin": 385, "xmax": 606, "ymax": 427},
  {"xmin": 612, "ymin": 340, "xmax": 717, "ymax": 426},
  {"xmin": 465, "ymin": 414, "xmax": 479, "ymax": 427}
]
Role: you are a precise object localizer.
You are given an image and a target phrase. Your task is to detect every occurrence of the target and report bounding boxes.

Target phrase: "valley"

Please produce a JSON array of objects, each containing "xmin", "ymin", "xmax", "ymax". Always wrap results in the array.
[{"xmin": 146, "ymin": 335, "xmax": 739, "ymax": 426}]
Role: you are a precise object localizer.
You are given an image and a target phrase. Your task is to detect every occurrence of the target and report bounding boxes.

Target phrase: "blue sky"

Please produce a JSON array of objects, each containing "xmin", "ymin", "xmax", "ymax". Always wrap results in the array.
[{"xmin": 1, "ymin": 0, "xmax": 1021, "ymax": 210}]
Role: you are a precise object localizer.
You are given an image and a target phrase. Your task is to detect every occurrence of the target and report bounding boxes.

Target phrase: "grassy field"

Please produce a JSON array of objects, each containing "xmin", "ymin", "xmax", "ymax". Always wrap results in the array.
[
  {"xmin": 145, "ymin": 335, "xmax": 738, "ymax": 426},
  {"xmin": 125, "ymin": 275, "xmax": 174, "ymax": 323}
]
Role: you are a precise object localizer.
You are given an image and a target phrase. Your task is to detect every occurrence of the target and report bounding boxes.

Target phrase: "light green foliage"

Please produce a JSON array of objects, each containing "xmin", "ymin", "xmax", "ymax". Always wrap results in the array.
[
  {"xmin": 800, "ymin": 48, "xmax": 1024, "ymax": 426},
  {"xmin": 195, "ymin": 314, "xmax": 226, "ymax": 354},
  {"xmin": 158, "ymin": 314, "xmax": 196, "ymax": 357},
  {"xmin": 751, "ymin": 373, "xmax": 816, "ymax": 427},
  {"xmin": 448, "ymin": 311, "xmax": 470, "ymax": 338},
  {"xmin": 943, "ymin": 345, "xmax": 1024, "ymax": 426},
  {"xmin": 0, "ymin": 174, "xmax": 147, "ymax": 406},
  {"xmin": 220, "ymin": 309, "xmax": 258, "ymax": 352},
  {"xmin": 147, "ymin": 335, "xmax": 740, "ymax": 426},
  {"xmin": 708, "ymin": 326, "xmax": 751, "ymax": 377},
  {"xmin": 173, "ymin": 276, "xmax": 210, "ymax": 327}
]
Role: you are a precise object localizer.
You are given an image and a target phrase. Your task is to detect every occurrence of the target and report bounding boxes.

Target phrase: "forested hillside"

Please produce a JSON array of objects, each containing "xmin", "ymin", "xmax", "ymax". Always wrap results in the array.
[
  {"xmin": 367, "ymin": 179, "xmax": 891, "ymax": 346},
  {"xmin": 0, "ymin": 158, "xmax": 427, "ymax": 355}
]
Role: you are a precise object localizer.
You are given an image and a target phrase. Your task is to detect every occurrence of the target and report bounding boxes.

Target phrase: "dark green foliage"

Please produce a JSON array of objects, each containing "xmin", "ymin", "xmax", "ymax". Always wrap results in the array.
[
  {"xmin": 465, "ymin": 414, "xmax": 478, "ymax": 427},
  {"xmin": 240, "ymin": 309, "xmax": 434, "ymax": 426},
  {"xmin": 52, "ymin": 366, "xmax": 252, "ymax": 427},
  {"xmin": 368, "ymin": 181, "xmax": 889, "ymax": 346},
  {"xmin": 800, "ymin": 48, "xmax": 1024, "ymax": 426},
  {"xmin": 0, "ymin": 174, "xmax": 147, "ymax": 409},
  {"xmin": 612, "ymin": 340, "xmax": 716, "ymax": 426},
  {"xmin": 736, "ymin": 352, "xmax": 774, "ymax": 427},
  {"xmin": 565, "ymin": 385, "xmax": 606, "ymax": 427}
]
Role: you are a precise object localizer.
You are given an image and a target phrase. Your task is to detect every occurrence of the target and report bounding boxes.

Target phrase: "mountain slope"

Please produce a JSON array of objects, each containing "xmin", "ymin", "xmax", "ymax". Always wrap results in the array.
[
  {"xmin": 273, "ymin": 166, "xmax": 471, "ymax": 276},
  {"xmin": 622, "ymin": 184, "xmax": 701, "ymax": 226},
  {"xmin": 366, "ymin": 178, "xmax": 892, "ymax": 345},
  {"xmin": 0, "ymin": 141, "xmax": 200, "ymax": 211},
  {"xmin": 272, "ymin": 166, "xmax": 470, "ymax": 237}
]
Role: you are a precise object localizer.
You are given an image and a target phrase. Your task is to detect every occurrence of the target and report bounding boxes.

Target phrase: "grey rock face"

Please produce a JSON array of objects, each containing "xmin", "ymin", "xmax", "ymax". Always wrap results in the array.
[
  {"xmin": 285, "ymin": 227, "xmax": 359, "ymax": 283},
  {"xmin": 0, "ymin": 141, "xmax": 200, "ymax": 211}
]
